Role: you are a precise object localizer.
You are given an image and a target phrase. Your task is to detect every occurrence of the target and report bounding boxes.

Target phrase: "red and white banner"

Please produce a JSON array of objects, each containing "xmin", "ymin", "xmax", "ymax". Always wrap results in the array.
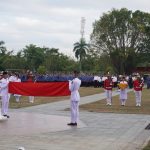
[{"xmin": 8, "ymin": 82, "xmax": 70, "ymax": 96}]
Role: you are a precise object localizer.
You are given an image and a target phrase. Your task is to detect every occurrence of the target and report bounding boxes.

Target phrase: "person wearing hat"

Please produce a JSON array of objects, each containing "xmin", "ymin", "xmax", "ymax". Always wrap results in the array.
[
  {"xmin": 68, "ymin": 70, "xmax": 81, "ymax": 126},
  {"xmin": 0, "ymin": 71, "xmax": 9, "ymax": 118},
  {"xmin": 133, "ymin": 75, "xmax": 144, "ymax": 106},
  {"xmin": 104, "ymin": 74, "xmax": 113, "ymax": 105}
]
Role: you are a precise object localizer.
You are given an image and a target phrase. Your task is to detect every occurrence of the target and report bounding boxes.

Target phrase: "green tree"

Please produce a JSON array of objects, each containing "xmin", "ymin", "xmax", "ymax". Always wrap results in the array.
[
  {"xmin": 37, "ymin": 65, "xmax": 46, "ymax": 74},
  {"xmin": 43, "ymin": 48, "xmax": 60, "ymax": 72},
  {"xmin": 137, "ymin": 22, "xmax": 150, "ymax": 67},
  {"xmin": 0, "ymin": 41, "xmax": 13, "ymax": 70},
  {"xmin": 0, "ymin": 42, "xmax": 79, "ymax": 73},
  {"xmin": 44, "ymin": 48, "xmax": 77, "ymax": 72},
  {"xmin": 73, "ymin": 38, "xmax": 89, "ymax": 71},
  {"xmin": 91, "ymin": 8, "xmax": 150, "ymax": 74},
  {"xmin": 22, "ymin": 44, "xmax": 45, "ymax": 71}
]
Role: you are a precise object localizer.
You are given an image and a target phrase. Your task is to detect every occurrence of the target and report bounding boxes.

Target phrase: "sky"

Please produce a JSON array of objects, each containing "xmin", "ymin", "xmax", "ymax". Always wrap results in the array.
[{"xmin": 0, "ymin": 0, "xmax": 150, "ymax": 57}]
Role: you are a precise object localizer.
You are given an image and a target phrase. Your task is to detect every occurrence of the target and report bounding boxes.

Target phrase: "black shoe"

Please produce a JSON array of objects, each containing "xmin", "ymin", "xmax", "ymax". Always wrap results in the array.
[
  {"xmin": 73, "ymin": 123, "xmax": 77, "ymax": 126},
  {"xmin": 3, "ymin": 115, "xmax": 10, "ymax": 118},
  {"xmin": 67, "ymin": 123, "xmax": 77, "ymax": 126}
]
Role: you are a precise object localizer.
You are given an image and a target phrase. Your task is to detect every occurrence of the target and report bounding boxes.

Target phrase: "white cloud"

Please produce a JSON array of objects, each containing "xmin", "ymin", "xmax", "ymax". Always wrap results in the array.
[
  {"xmin": 0, "ymin": 0, "xmax": 150, "ymax": 56},
  {"xmin": 15, "ymin": 17, "xmax": 40, "ymax": 27}
]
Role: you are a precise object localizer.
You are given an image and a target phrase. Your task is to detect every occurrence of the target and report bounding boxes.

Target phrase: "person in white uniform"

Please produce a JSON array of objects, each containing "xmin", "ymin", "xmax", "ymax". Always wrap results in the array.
[
  {"xmin": 8, "ymin": 72, "xmax": 17, "ymax": 101},
  {"xmin": 0, "ymin": 72, "xmax": 7, "ymax": 120},
  {"xmin": 14, "ymin": 73, "xmax": 21, "ymax": 102},
  {"xmin": 0, "ymin": 71, "xmax": 9, "ymax": 118},
  {"xmin": 0, "ymin": 72, "xmax": 2, "ymax": 97},
  {"xmin": 119, "ymin": 76, "xmax": 128, "ymax": 106},
  {"xmin": 68, "ymin": 70, "xmax": 81, "ymax": 126}
]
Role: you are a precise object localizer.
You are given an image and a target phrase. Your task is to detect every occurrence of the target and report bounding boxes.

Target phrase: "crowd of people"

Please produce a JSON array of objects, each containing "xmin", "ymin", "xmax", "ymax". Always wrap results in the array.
[
  {"xmin": 4, "ymin": 70, "xmax": 149, "ymax": 88},
  {"xmin": 0, "ymin": 70, "xmax": 149, "ymax": 121}
]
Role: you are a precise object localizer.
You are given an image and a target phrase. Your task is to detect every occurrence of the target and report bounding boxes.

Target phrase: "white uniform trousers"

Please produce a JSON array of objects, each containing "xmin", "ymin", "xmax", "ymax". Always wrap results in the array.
[
  {"xmin": 1, "ymin": 94, "xmax": 9, "ymax": 115},
  {"xmin": 105, "ymin": 90, "xmax": 112, "ymax": 105},
  {"xmin": 134, "ymin": 91, "xmax": 142, "ymax": 105},
  {"xmin": 14, "ymin": 94, "xmax": 21, "ymax": 102},
  {"xmin": 29, "ymin": 96, "xmax": 34, "ymax": 103},
  {"xmin": 71, "ymin": 101, "xmax": 79, "ymax": 123},
  {"xmin": 120, "ymin": 89, "xmax": 127, "ymax": 105},
  {"xmin": 8, "ymin": 93, "xmax": 13, "ymax": 101}
]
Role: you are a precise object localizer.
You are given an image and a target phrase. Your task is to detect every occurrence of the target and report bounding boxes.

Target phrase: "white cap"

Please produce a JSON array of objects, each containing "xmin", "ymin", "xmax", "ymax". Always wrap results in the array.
[{"xmin": 18, "ymin": 147, "xmax": 25, "ymax": 150}]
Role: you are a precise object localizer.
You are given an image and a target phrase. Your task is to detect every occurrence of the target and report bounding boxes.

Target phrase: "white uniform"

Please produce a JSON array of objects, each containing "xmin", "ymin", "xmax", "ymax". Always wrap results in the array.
[
  {"xmin": 69, "ymin": 77, "xmax": 81, "ymax": 124},
  {"xmin": 119, "ymin": 81, "xmax": 128, "ymax": 106},
  {"xmin": 0, "ymin": 79, "xmax": 2, "ymax": 97},
  {"xmin": 0, "ymin": 79, "xmax": 2, "ymax": 117},
  {"xmin": 0, "ymin": 78, "xmax": 9, "ymax": 115},
  {"xmin": 8, "ymin": 75, "xmax": 17, "ymax": 101},
  {"xmin": 14, "ymin": 78, "xmax": 21, "ymax": 102}
]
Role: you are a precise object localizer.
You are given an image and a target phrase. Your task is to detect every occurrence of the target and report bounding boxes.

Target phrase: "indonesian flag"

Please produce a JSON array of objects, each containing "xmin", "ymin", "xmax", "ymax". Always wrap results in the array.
[{"xmin": 8, "ymin": 82, "xmax": 70, "ymax": 96}]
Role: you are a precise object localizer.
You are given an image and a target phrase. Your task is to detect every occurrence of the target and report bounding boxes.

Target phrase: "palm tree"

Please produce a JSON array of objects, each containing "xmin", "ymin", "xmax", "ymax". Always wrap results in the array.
[
  {"xmin": 73, "ymin": 38, "xmax": 89, "ymax": 71},
  {"xmin": 0, "ymin": 41, "xmax": 8, "ymax": 70}
]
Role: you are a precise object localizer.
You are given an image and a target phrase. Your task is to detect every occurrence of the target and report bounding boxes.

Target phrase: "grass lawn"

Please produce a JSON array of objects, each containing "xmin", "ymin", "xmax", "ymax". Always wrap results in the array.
[
  {"xmin": 80, "ymin": 88, "xmax": 150, "ymax": 114},
  {"xmin": 9, "ymin": 87, "xmax": 104, "ymax": 108},
  {"xmin": 143, "ymin": 141, "xmax": 150, "ymax": 150},
  {"xmin": 78, "ymin": 88, "xmax": 150, "ymax": 150}
]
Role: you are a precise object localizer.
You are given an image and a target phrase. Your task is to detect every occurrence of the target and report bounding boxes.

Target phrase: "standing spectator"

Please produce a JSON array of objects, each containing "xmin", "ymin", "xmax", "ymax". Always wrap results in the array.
[
  {"xmin": 128, "ymin": 75, "xmax": 133, "ymax": 89},
  {"xmin": 93, "ymin": 75, "xmax": 99, "ymax": 88},
  {"xmin": 112, "ymin": 75, "xmax": 118, "ymax": 88},
  {"xmin": 146, "ymin": 75, "xmax": 150, "ymax": 89},
  {"xmin": 68, "ymin": 70, "xmax": 81, "ymax": 126}
]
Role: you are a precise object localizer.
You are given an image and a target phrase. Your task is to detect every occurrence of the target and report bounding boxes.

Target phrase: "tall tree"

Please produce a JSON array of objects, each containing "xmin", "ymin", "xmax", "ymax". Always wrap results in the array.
[
  {"xmin": 137, "ymin": 22, "xmax": 150, "ymax": 66},
  {"xmin": 22, "ymin": 44, "xmax": 45, "ymax": 71},
  {"xmin": 44, "ymin": 47, "xmax": 77, "ymax": 72},
  {"xmin": 91, "ymin": 8, "xmax": 150, "ymax": 74},
  {"xmin": 73, "ymin": 38, "xmax": 89, "ymax": 71},
  {"xmin": 43, "ymin": 48, "xmax": 60, "ymax": 72}
]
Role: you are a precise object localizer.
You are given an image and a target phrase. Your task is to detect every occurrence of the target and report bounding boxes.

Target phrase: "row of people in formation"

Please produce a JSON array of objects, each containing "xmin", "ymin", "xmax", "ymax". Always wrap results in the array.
[
  {"xmin": 104, "ymin": 75, "xmax": 144, "ymax": 107},
  {"xmin": 0, "ymin": 70, "xmax": 144, "ymax": 121},
  {"xmin": 0, "ymin": 71, "xmax": 34, "ymax": 118}
]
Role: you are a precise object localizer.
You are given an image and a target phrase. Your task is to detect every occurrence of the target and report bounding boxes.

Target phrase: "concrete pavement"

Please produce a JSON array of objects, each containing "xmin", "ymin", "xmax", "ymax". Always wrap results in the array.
[{"xmin": 0, "ymin": 90, "xmax": 150, "ymax": 150}]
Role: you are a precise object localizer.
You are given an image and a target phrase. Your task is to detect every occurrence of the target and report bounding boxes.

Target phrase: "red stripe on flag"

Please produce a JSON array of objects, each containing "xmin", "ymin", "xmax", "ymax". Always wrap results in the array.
[{"xmin": 8, "ymin": 82, "xmax": 71, "ymax": 96}]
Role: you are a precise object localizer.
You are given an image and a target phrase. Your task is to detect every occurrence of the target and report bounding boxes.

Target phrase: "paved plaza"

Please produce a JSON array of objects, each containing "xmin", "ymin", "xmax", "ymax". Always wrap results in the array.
[{"xmin": 0, "ymin": 91, "xmax": 150, "ymax": 150}]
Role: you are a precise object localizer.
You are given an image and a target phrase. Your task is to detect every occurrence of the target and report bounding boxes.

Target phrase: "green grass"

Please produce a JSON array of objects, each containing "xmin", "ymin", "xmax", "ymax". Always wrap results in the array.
[
  {"xmin": 80, "ymin": 88, "xmax": 150, "ymax": 114},
  {"xmin": 143, "ymin": 141, "xmax": 150, "ymax": 150},
  {"xmin": 78, "ymin": 88, "xmax": 150, "ymax": 150},
  {"xmin": 8, "ymin": 87, "xmax": 104, "ymax": 108}
]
